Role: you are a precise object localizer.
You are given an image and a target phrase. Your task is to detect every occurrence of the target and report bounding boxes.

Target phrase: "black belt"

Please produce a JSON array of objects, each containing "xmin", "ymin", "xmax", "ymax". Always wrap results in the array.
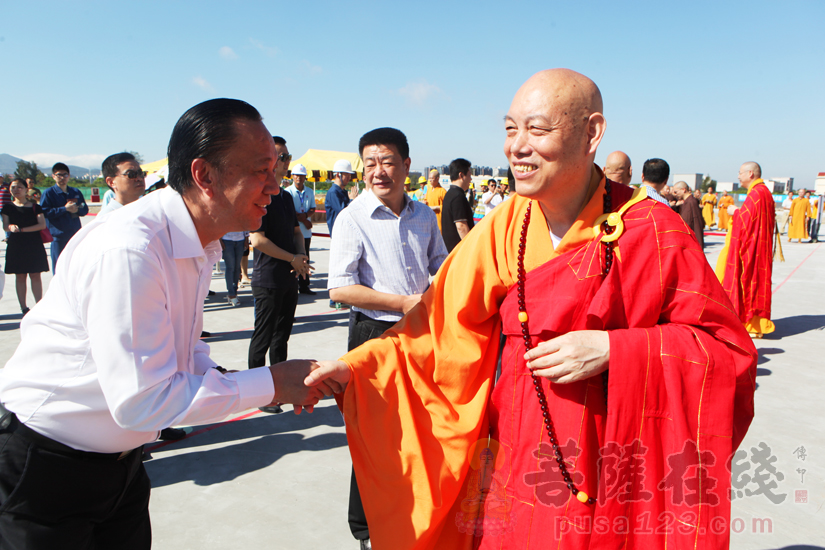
[
  {"xmin": 0, "ymin": 403, "xmax": 137, "ymax": 461},
  {"xmin": 352, "ymin": 311, "xmax": 396, "ymax": 331}
]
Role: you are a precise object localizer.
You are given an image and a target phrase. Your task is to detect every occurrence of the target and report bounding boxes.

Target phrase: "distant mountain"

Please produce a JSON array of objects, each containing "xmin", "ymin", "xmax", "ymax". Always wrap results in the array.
[{"xmin": 0, "ymin": 153, "xmax": 100, "ymax": 178}]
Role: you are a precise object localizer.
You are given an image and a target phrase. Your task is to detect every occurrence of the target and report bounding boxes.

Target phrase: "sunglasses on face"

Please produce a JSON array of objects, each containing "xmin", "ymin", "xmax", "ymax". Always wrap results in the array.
[
  {"xmin": 54, "ymin": 172, "xmax": 70, "ymax": 179},
  {"xmin": 121, "ymin": 170, "xmax": 146, "ymax": 180},
  {"xmin": 278, "ymin": 153, "xmax": 292, "ymax": 163}
]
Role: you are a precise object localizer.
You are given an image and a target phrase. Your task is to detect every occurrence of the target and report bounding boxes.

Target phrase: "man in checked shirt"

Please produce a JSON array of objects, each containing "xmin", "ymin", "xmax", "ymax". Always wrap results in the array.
[{"xmin": 327, "ymin": 127, "xmax": 447, "ymax": 550}]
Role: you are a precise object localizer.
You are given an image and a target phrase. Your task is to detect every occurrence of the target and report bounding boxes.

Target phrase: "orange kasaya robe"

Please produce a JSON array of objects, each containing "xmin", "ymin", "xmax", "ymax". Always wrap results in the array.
[
  {"xmin": 717, "ymin": 195, "xmax": 735, "ymax": 230},
  {"xmin": 716, "ymin": 179, "xmax": 776, "ymax": 336},
  {"xmin": 788, "ymin": 197, "xmax": 812, "ymax": 241},
  {"xmin": 700, "ymin": 192, "xmax": 717, "ymax": 227},
  {"xmin": 340, "ymin": 166, "xmax": 757, "ymax": 550},
  {"xmin": 426, "ymin": 185, "xmax": 447, "ymax": 230}
]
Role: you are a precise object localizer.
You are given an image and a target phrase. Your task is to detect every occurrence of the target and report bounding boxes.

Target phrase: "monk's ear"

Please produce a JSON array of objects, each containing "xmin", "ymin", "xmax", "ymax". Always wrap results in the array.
[
  {"xmin": 628, "ymin": 166, "xmax": 633, "ymax": 178},
  {"xmin": 190, "ymin": 158, "xmax": 219, "ymax": 198},
  {"xmin": 584, "ymin": 113, "xmax": 606, "ymax": 156}
]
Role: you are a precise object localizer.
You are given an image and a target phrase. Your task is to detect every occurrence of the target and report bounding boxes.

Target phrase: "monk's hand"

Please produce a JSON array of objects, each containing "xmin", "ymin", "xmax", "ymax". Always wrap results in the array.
[
  {"xmin": 304, "ymin": 360, "xmax": 351, "ymax": 394},
  {"xmin": 268, "ymin": 360, "xmax": 330, "ymax": 415},
  {"xmin": 525, "ymin": 330, "xmax": 610, "ymax": 384}
]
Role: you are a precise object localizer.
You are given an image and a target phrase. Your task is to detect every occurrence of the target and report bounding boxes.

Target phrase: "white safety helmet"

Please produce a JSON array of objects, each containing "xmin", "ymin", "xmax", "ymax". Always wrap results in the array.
[
  {"xmin": 292, "ymin": 164, "xmax": 307, "ymax": 176},
  {"xmin": 333, "ymin": 159, "xmax": 355, "ymax": 174}
]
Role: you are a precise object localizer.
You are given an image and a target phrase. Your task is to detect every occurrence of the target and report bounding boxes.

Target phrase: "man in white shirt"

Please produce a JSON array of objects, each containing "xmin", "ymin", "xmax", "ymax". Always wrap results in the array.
[
  {"xmin": 0, "ymin": 99, "xmax": 331, "ymax": 549},
  {"xmin": 482, "ymin": 178, "xmax": 503, "ymax": 215},
  {"xmin": 97, "ymin": 152, "xmax": 146, "ymax": 216}
]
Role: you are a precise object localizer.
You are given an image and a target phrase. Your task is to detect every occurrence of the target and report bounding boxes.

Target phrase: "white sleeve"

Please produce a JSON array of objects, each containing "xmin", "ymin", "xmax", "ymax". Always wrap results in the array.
[{"xmin": 80, "ymin": 248, "xmax": 274, "ymax": 432}]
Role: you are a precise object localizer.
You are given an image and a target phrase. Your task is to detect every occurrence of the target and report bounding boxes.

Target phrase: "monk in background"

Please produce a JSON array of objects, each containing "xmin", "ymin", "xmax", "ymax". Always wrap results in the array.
[
  {"xmin": 788, "ymin": 188, "xmax": 812, "ymax": 242},
  {"xmin": 425, "ymin": 169, "xmax": 447, "ymax": 230},
  {"xmin": 716, "ymin": 162, "xmax": 776, "ymax": 337},
  {"xmin": 307, "ymin": 69, "xmax": 756, "ymax": 550},
  {"xmin": 603, "ymin": 150, "xmax": 632, "ymax": 185},
  {"xmin": 717, "ymin": 190, "xmax": 735, "ymax": 230},
  {"xmin": 701, "ymin": 186, "xmax": 717, "ymax": 228}
]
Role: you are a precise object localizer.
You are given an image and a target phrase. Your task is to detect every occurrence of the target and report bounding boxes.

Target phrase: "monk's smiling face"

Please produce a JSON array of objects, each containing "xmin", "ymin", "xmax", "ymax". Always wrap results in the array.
[{"xmin": 504, "ymin": 69, "xmax": 605, "ymax": 206}]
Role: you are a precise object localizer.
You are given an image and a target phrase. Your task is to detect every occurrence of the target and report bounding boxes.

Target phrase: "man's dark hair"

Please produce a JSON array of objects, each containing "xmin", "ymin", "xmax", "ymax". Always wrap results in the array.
[
  {"xmin": 449, "ymin": 158, "xmax": 472, "ymax": 181},
  {"xmin": 102, "ymin": 152, "xmax": 137, "ymax": 181},
  {"xmin": 167, "ymin": 98, "xmax": 262, "ymax": 194},
  {"xmin": 52, "ymin": 162, "xmax": 69, "ymax": 175},
  {"xmin": 358, "ymin": 127, "xmax": 409, "ymax": 160},
  {"xmin": 272, "ymin": 136, "xmax": 286, "ymax": 146},
  {"xmin": 642, "ymin": 158, "xmax": 670, "ymax": 185}
]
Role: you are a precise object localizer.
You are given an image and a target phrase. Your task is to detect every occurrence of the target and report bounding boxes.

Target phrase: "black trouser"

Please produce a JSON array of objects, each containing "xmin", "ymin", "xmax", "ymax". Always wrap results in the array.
[
  {"xmin": 0, "ymin": 411, "xmax": 150, "ymax": 550},
  {"xmin": 347, "ymin": 311, "xmax": 396, "ymax": 541},
  {"xmin": 299, "ymin": 237, "xmax": 312, "ymax": 292},
  {"xmin": 248, "ymin": 281, "xmax": 299, "ymax": 368}
]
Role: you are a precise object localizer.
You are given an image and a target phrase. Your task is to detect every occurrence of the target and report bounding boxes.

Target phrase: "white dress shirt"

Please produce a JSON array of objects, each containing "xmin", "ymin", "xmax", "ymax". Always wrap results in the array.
[
  {"xmin": 0, "ymin": 187, "xmax": 274, "ymax": 453},
  {"xmin": 327, "ymin": 191, "xmax": 447, "ymax": 323}
]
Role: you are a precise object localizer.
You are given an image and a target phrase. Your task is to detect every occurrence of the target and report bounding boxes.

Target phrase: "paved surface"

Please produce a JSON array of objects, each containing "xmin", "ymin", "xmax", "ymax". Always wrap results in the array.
[{"xmin": 1, "ymin": 216, "xmax": 823, "ymax": 549}]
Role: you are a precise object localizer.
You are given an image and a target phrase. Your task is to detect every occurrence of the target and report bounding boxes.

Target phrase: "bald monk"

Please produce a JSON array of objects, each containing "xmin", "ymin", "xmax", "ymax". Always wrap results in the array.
[
  {"xmin": 603, "ymin": 150, "xmax": 632, "ymax": 185},
  {"xmin": 307, "ymin": 69, "xmax": 756, "ymax": 549},
  {"xmin": 716, "ymin": 162, "xmax": 776, "ymax": 337},
  {"xmin": 673, "ymin": 180, "xmax": 704, "ymax": 248},
  {"xmin": 425, "ymin": 169, "xmax": 447, "ymax": 230},
  {"xmin": 718, "ymin": 190, "xmax": 735, "ymax": 230},
  {"xmin": 700, "ymin": 187, "xmax": 717, "ymax": 228},
  {"xmin": 788, "ymin": 188, "xmax": 812, "ymax": 242}
]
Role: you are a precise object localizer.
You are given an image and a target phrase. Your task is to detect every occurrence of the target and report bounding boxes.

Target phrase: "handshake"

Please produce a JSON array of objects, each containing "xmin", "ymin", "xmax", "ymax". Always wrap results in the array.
[{"xmin": 265, "ymin": 359, "xmax": 352, "ymax": 414}]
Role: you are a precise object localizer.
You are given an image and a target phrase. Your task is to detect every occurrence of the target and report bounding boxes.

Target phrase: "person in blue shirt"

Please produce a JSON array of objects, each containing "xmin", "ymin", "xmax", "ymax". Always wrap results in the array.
[
  {"xmin": 40, "ymin": 163, "xmax": 89, "ymax": 272},
  {"xmin": 325, "ymin": 159, "xmax": 358, "ymax": 237}
]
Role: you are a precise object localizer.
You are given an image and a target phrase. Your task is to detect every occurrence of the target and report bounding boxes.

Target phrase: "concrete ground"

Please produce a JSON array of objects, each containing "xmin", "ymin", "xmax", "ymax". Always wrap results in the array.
[{"xmin": 0, "ymin": 217, "xmax": 823, "ymax": 549}]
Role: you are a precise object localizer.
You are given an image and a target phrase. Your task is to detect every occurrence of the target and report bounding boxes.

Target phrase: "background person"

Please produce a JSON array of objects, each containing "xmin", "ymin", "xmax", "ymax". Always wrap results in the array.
[
  {"xmin": 285, "ymin": 163, "xmax": 317, "ymax": 295},
  {"xmin": 40, "ymin": 162, "xmax": 89, "ymax": 272},
  {"xmin": 1, "ymin": 178, "xmax": 49, "ymax": 315},
  {"xmin": 97, "ymin": 153, "xmax": 146, "ymax": 216}
]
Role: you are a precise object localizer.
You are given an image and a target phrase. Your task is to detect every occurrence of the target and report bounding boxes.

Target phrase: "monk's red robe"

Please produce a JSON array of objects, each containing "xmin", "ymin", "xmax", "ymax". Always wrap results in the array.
[
  {"xmin": 717, "ymin": 179, "xmax": 775, "ymax": 334},
  {"xmin": 341, "ymin": 169, "xmax": 756, "ymax": 550}
]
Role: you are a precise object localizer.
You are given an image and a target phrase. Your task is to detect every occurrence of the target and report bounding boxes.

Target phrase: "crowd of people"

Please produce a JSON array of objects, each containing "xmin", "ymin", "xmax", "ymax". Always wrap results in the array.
[{"xmin": 0, "ymin": 67, "xmax": 817, "ymax": 549}]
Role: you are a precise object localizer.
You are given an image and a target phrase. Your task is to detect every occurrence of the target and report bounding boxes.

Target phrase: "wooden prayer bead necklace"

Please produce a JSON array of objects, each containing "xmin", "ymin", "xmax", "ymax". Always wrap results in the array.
[{"xmin": 516, "ymin": 179, "xmax": 614, "ymax": 506}]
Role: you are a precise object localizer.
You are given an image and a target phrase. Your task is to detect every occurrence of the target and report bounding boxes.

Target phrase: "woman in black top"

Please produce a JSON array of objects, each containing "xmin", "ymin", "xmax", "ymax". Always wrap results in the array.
[{"xmin": 1, "ymin": 178, "xmax": 49, "ymax": 314}]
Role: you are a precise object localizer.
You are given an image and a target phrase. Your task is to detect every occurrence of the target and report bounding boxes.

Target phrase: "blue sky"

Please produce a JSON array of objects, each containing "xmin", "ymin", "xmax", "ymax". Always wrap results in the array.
[{"xmin": 1, "ymin": 1, "xmax": 823, "ymax": 186}]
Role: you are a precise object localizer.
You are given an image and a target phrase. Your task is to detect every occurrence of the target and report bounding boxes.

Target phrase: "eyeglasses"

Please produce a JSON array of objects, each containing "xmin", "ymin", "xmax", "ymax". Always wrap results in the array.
[
  {"xmin": 278, "ymin": 153, "xmax": 292, "ymax": 163},
  {"xmin": 120, "ymin": 170, "xmax": 146, "ymax": 180},
  {"xmin": 54, "ymin": 172, "xmax": 70, "ymax": 179}
]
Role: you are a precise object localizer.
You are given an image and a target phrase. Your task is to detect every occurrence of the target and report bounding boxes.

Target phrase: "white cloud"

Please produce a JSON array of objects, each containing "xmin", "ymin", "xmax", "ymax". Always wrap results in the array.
[
  {"xmin": 219, "ymin": 46, "xmax": 238, "ymax": 60},
  {"xmin": 249, "ymin": 38, "xmax": 278, "ymax": 57},
  {"xmin": 21, "ymin": 153, "xmax": 106, "ymax": 169},
  {"xmin": 396, "ymin": 80, "xmax": 442, "ymax": 107},
  {"xmin": 192, "ymin": 76, "xmax": 214, "ymax": 92},
  {"xmin": 300, "ymin": 59, "xmax": 322, "ymax": 75}
]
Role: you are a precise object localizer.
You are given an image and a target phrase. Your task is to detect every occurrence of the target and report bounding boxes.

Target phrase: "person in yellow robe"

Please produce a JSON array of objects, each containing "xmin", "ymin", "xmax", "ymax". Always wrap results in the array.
[
  {"xmin": 788, "ymin": 188, "xmax": 812, "ymax": 242},
  {"xmin": 424, "ymin": 169, "xmax": 447, "ymax": 230},
  {"xmin": 717, "ymin": 190, "xmax": 735, "ymax": 230},
  {"xmin": 701, "ymin": 187, "xmax": 718, "ymax": 228}
]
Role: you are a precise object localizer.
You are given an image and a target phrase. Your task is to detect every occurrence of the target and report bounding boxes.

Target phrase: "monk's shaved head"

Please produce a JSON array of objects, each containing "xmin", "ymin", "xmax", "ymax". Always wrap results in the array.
[
  {"xmin": 742, "ymin": 161, "xmax": 761, "ymax": 178},
  {"xmin": 513, "ymin": 69, "xmax": 603, "ymax": 131},
  {"xmin": 604, "ymin": 150, "xmax": 632, "ymax": 185},
  {"xmin": 673, "ymin": 181, "xmax": 690, "ymax": 191}
]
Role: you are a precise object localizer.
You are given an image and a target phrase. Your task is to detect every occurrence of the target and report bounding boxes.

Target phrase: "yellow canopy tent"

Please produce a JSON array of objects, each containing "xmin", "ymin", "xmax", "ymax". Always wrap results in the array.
[
  {"xmin": 141, "ymin": 158, "xmax": 169, "ymax": 180},
  {"xmin": 289, "ymin": 149, "xmax": 363, "ymax": 182}
]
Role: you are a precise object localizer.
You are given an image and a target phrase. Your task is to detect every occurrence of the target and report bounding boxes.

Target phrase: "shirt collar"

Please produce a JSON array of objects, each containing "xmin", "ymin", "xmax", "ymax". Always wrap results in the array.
[
  {"xmin": 158, "ymin": 187, "xmax": 217, "ymax": 260},
  {"xmin": 363, "ymin": 189, "xmax": 412, "ymax": 217}
]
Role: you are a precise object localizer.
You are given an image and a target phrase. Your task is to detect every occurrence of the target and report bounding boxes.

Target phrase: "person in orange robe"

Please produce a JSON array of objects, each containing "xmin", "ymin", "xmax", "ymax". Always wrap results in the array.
[
  {"xmin": 788, "ymin": 188, "xmax": 812, "ymax": 242},
  {"xmin": 700, "ymin": 188, "xmax": 717, "ymax": 228},
  {"xmin": 717, "ymin": 191, "xmax": 735, "ymax": 230},
  {"xmin": 716, "ymin": 162, "xmax": 776, "ymax": 337},
  {"xmin": 307, "ymin": 69, "xmax": 757, "ymax": 550},
  {"xmin": 425, "ymin": 169, "xmax": 447, "ymax": 230}
]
